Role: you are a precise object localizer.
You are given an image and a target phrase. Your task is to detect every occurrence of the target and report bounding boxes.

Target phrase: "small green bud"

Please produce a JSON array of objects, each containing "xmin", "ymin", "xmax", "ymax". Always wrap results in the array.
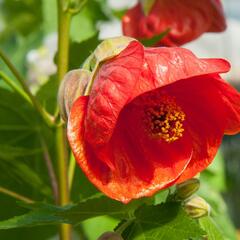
[
  {"xmin": 175, "ymin": 178, "xmax": 200, "ymax": 200},
  {"xmin": 184, "ymin": 196, "xmax": 211, "ymax": 219},
  {"xmin": 59, "ymin": 37, "xmax": 136, "ymax": 121},
  {"xmin": 97, "ymin": 232, "xmax": 123, "ymax": 240},
  {"xmin": 58, "ymin": 69, "xmax": 90, "ymax": 121},
  {"xmin": 83, "ymin": 36, "xmax": 134, "ymax": 71}
]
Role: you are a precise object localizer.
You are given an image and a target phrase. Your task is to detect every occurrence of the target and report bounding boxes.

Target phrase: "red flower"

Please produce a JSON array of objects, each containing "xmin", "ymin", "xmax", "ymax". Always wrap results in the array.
[
  {"xmin": 67, "ymin": 40, "xmax": 240, "ymax": 203},
  {"xmin": 122, "ymin": 0, "xmax": 226, "ymax": 46}
]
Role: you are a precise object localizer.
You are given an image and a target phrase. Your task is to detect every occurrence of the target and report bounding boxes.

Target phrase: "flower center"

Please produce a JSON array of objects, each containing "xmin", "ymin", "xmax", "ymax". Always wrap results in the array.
[{"xmin": 144, "ymin": 95, "xmax": 185, "ymax": 143}]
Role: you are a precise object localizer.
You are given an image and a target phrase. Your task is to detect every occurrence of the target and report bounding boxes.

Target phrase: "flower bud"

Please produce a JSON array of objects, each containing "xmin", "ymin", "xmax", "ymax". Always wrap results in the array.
[
  {"xmin": 83, "ymin": 36, "xmax": 134, "ymax": 71},
  {"xmin": 184, "ymin": 196, "xmax": 211, "ymax": 219},
  {"xmin": 175, "ymin": 178, "xmax": 200, "ymax": 200},
  {"xmin": 58, "ymin": 37, "xmax": 136, "ymax": 121},
  {"xmin": 97, "ymin": 232, "xmax": 123, "ymax": 240},
  {"xmin": 58, "ymin": 69, "xmax": 90, "ymax": 121}
]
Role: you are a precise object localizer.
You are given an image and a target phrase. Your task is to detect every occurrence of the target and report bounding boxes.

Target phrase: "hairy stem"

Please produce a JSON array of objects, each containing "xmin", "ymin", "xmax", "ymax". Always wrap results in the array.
[
  {"xmin": 57, "ymin": 0, "xmax": 72, "ymax": 239},
  {"xmin": 0, "ymin": 49, "xmax": 54, "ymax": 127},
  {"xmin": 0, "ymin": 186, "xmax": 34, "ymax": 204}
]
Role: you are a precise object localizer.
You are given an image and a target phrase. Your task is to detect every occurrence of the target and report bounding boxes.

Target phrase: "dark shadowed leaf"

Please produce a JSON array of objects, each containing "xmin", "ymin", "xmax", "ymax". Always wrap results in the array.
[
  {"xmin": 69, "ymin": 34, "xmax": 101, "ymax": 70},
  {"xmin": 0, "ymin": 0, "xmax": 42, "ymax": 37},
  {"xmin": 36, "ymin": 75, "xmax": 58, "ymax": 114}
]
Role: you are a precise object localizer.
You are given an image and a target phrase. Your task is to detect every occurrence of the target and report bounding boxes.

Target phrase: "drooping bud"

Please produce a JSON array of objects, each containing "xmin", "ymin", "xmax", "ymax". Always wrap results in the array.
[
  {"xmin": 175, "ymin": 178, "xmax": 200, "ymax": 200},
  {"xmin": 58, "ymin": 37, "xmax": 135, "ymax": 121},
  {"xmin": 97, "ymin": 232, "xmax": 123, "ymax": 240},
  {"xmin": 83, "ymin": 36, "xmax": 134, "ymax": 71},
  {"xmin": 184, "ymin": 196, "xmax": 211, "ymax": 219},
  {"xmin": 140, "ymin": 0, "xmax": 156, "ymax": 15},
  {"xmin": 58, "ymin": 69, "xmax": 90, "ymax": 121}
]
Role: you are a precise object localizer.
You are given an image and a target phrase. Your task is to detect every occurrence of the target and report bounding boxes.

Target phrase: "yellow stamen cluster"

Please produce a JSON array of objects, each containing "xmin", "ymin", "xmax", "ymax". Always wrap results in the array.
[{"xmin": 144, "ymin": 96, "xmax": 186, "ymax": 143}]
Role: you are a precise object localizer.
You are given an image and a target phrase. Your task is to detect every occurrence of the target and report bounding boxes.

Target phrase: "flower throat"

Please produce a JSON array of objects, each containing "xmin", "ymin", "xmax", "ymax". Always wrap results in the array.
[{"xmin": 144, "ymin": 95, "xmax": 185, "ymax": 143}]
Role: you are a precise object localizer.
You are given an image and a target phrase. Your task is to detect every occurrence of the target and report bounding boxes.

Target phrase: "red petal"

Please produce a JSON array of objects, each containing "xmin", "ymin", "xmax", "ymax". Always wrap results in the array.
[
  {"xmin": 159, "ymin": 75, "xmax": 240, "ymax": 182},
  {"xmin": 68, "ymin": 95, "xmax": 192, "ymax": 203},
  {"xmin": 212, "ymin": 77, "xmax": 240, "ymax": 135},
  {"xmin": 85, "ymin": 45, "xmax": 230, "ymax": 168},
  {"xmin": 144, "ymin": 47, "xmax": 230, "ymax": 88},
  {"xmin": 67, "ymin": 96, "xmax": 111, "ymax": 194},
  {"xmin": 84, "ymin": 40, "xmax": 144, "ymax": 152},
  {"xmin": 132, "ymin": 47, "xmax": 230, "ymax": 97},
  {"xmin": 122, "ymin": 0, "xmax": 226, "ymax": 46}
]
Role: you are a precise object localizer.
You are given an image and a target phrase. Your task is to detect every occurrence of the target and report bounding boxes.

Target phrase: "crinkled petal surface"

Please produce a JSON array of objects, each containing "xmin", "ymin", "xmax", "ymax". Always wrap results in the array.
[
  {"xmin": 67, "ymin": 40, "xmax": 240, "ymax": 203},
  {"xmin": 85, "ymin": 44, "xmax": 230, "ymax": 152},
  {"xmin": 68, "ymin": 96, "xmax": 193, "ymax": 202},
  {"xmin": 157, "ymin": 75, "xmax": 240, "ymax": 182},
  {"xmin": 122, "ymin": 0, "xmax": 226, "ymax": 46}
]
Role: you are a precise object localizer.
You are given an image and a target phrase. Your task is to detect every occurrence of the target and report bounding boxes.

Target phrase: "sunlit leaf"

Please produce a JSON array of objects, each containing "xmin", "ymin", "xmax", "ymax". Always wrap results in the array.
[
  {"xmin": 70, "ymin": 0, "xmax": 109, "ymax": 43},
  {"xmin": 199, "ymin": 217, "xmax": 224, "ymax": 240},
  {"xmin": 121, "ymin": 202, "xmax": 205, "ymax": 240},
  {"xmin": 0, "ymin": 196, "xmax": 143, "ymax": 229}
]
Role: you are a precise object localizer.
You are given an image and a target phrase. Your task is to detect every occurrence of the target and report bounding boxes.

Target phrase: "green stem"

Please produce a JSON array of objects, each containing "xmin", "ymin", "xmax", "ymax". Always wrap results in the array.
[
  {"xmin": 0, "ymin": 186, "xmax": 34, "ymax": 204},
  {"xmin": 0, "ymin": 71, "xmax": 31, "ymax": 104},
  {"xmin": 0, "ymin": 49, "xmax": 54, "ymax": 127},
  {"xmin": 57, "ymin": 1, "xmax": 72, "ymax": 239},
  {"xmin": 68, "ymin": 152, "xmax": 76, "ymax": 190},
  {"xmin": 115, "ymin": 219, "xmax": 134, "ymax": 235}
]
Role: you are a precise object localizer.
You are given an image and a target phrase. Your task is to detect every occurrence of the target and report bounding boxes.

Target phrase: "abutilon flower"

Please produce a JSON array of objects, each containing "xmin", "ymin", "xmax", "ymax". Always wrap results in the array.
[
  {"xmin": 64, "ymin": 37, "xmax": 240, "ymax": 203},
  {"xmin": 122, "ymin": 0, "xmax": 226, "ymax": 46}
]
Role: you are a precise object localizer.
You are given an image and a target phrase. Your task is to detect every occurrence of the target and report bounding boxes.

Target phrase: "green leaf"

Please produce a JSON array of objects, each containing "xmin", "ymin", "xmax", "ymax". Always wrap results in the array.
[
  {"xmin": 122, "ymin": 202, "xmax": 205, "ymax": 240},
  {"xmin": 0, "ymin": 88, "xmax": 39, "ymax": 145},
  {"xmin": 0, "ymin": 145, "xmax": 42, "ymax": 160},
  {"xmin": 0, "ymin": 0, "xmax": 42, "ymax": 38},
  {"xmin": 112, "ymin": 9, "xmax": 127, "ymax": 20},
  {"xmin": 199, "ymin": 217, "xmax": 224, "ymax": 240},
  {"xmin": 201, "ymin": 151, "xmax": 226, "ymax": 191},
  {"xmin": 199, "ymin": 182, "xmax": 237, "ymax": 240},
  {"xmin": 140, "ymin": 29, "xmax": 170, "ymax": 47},
  {"xmin": 82, "ymin": 216, "xmax": 119, "ymax": 240},
  {"xmin": 0, "ymin": 196, "xmax": 143, "ymax": 229},
  {"xmin": 36, "ymin": 75, "xmax": 58, "ymax": 115},
  {"xmin": 42, "ymin": 0, "xmax": 57, "ymax": 34},
  {"xmin": 0, "ymin": 88, "xmax": 53, "ymax": 199},
  {"xmin": 70, "ymin": 0, "xmax": 109, "ymax": 43},
  {"xmin": 69, "ymin": 34, "xmax": 101, "ymax": 70}
]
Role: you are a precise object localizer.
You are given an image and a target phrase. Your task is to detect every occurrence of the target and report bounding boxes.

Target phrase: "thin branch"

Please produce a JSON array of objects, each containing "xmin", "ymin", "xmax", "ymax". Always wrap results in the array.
[
  {"xmin": 0, "ymin": 71, "xmax": 31, "ymax": 104},
  {"xmin": 0, "ymin": 49, "xmax": 55, "ymax": 127},
  {"xmin": 40, "ymin": 137, "xmax": 59, "ymax": 203},
  {"xmin": 0, "ymin": 186, "xmax": 34, "ymax": 204}
]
